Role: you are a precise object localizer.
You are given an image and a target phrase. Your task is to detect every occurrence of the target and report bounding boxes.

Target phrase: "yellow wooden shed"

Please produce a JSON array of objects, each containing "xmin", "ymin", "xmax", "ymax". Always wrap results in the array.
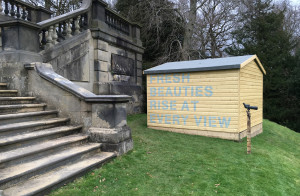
[{"xmin": 144, "ymin": 55, "xmax": 266, "ymax": 141}]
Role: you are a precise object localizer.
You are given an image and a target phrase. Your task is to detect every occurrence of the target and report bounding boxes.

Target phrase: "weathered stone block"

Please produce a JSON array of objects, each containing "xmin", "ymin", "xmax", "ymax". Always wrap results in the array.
[
  {"xmin": 71, "ymin": 42, "xmax": 89, "ymax": 58},
  {"xmin": 137, "ymin": 77, "xmax": 142, "ymax": 86},
  {"xmin": 137, "ymin": 53, "xmax": 143, "ymax": 61},
  {"xmin": 61, "ymin": 95, "xmax": 81, "ymax": 112},
  {"xmin": 136, "ymin": 61, "xmax": 142, "ymax": 69},
  {"xmin": 57, "ymin": 50, "xmax": 72, "ymax": 67},
  {"xmin": 92, "ymin": 1, "xmax": 106, "ymax": 22},
  {"xmin": 109, "ymin": 45, "xmax": 125, "ymax": 56},
  {"xmin": 96, "ymin": 40, "xmax": 109, "ymax": 52},
  {"xmin": 88, "ymin": 126, "xmax": 131, "ymax": 144},
  {"xmin": 131, "ymin": 94, "xmax": 139, "ymax": 102},
  {"xmin": 114, "ymin": 103, "xmax": 127, "ymax": 127},
  {"xmin": 129, "ymin": 77, "xmax": 136, "ymax": 84},
  {"xmin": 1, "ymin": 23, "xmax": 40, "ymax": 52},
  {"xmin": 137, "ymin": 68, "xmax": 143, "ymax": 77},
  {"xmin": 94, "ymin": 71, "xmax": 108, "ymax": 83},
  {"xmin": 94, "ymin": 50, "xmax": 110, "ymax": 62},
  {"xmin": 94, "ymin": 82, "xmax": 110, "ymax": 94},
  {"xmin": 80, "ymin": 101, "xmax": 92, "ymax": 112},
  {"xmin": 109, "ymin": 83, "xmax": 142, "ymax": 96},
  {"xmin": 94, "ymin": 60, "xmax": 109, "ymax": 72},
  {"xmin": 127, "ymin": 52, "xmax": 136, "ymax": 60},
  {"xmin": 101, "ymin": 138, "xmax": 133, "ymax": 155},
  {"xmin": 112, "ymin": 75, "xmax": 131, "ymax": 82},
  {"xmin": 65, "ymin": 53, "xmax": 90, "ymax": 82},
  {"xmin": 91, "ymin": 102, "xmax": 127, "ymax": 128}
]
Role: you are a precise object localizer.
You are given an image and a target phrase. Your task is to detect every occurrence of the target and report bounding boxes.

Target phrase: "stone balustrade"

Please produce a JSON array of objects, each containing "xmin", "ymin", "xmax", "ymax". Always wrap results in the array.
[
  {"xmin": 0, "ymin": 0, "xmax": 53, "ymax": 22},
  {"xmin": 39, "ymin": 13, "xmax": 88, "ymax": 50},
  {"xmin": 105, "ymin": 9, "xmax": 130, "ymax": 35},
  {"xmin": 36, "ymin": 0, "xmax": 92, "ymax": 50},
  {"xmin": 0, "ymin": 0, "xmax": 33, "ymax": 21},
  {"xmin": 0, "ymin": 0, "xmax": 142, "ymax": 52}
]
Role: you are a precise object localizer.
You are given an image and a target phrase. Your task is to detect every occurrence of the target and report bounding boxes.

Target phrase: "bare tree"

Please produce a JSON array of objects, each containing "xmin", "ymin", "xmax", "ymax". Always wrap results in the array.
[
  {"xmin": 174, "ymin": 0, "xmax": 208, "ymax": 60},
  {"xmin": 195, "ymin": 0, "xmax": 238, "ymax": 58},
  {"xmin": 276, "ymin": 1, "xmax": 300, "ymax": 53},
  {"xmin": 24, "ymin": 0, "xmax": 81, "ymax": 16},
  {"xmin": 174, "ymin": 0, "xmax": 238, "ymax": 59}
]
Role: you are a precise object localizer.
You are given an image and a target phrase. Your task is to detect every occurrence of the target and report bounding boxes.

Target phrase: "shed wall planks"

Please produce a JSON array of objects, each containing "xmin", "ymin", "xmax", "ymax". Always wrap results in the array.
[
  {"xmin": 147, "ymin": 69, "xmax": 240, "ymax": 134},
  {"xmin": 239, "ymin": 61, "xmax": 263, "ymax": 132}
]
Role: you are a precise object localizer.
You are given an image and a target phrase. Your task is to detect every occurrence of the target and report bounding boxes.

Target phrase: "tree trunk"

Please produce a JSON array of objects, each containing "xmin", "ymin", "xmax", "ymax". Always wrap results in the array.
[{"xmin": 182, "ymin": 0, "xmax": 197, "ymax": 60}]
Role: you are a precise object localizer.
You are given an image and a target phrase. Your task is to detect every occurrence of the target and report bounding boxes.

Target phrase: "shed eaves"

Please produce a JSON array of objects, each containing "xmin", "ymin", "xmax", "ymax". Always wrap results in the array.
[{"xmin": 144, "ymin": 55, "xmax": 256, "ymax": 74}]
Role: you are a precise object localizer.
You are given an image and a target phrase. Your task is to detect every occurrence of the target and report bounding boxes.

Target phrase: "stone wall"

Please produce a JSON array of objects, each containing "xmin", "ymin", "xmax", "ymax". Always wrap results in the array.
[
  {"xmin": 39, "ymin": 28, "xmax": 144, "ymax": 114},
  {"xmin": 41, "ymin": 30, "xmax": 95, "ymax": 92},
  {"xmin": 0, "ymin": 0, "xmax": 144, "ymax": 114},
  {"xmin": 93, "ymin": 38, "xmax": 144, "ymax": 114},
  {"xmin": 91, "ymin": 1, "xmax": 144, "ymax": 114}
]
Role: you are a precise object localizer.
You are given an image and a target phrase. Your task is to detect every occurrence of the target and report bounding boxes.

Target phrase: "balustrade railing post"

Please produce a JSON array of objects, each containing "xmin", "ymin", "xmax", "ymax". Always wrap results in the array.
[
  {"xmin": 62, "ymin": 21, "xmax": 67, "ymax": 37},
  {"xmin": 16, "ymin": 5, "xmax": 21, "ymax": 19},
  {"xmin": 66, "ymin": 19, "xmax": 73, "ymax": 38},
  {"xmin": 4, "ymin": 0, "xmax": 9, "ymax": 15},
  {"xmin": 57, "ymin": 22, "xmax": 63, "ymax": 42},
  {"xmin": 27, "ymin": 9, "xmax": 32, "ymax": 21},
  {"xmin": 21, "ymin": 6, "xmax": 27, "ymax": 20},
  {"xmin": 83, "ymin": 13, "xmax": 88, "ymax": 29},
  {"xmin": 41, "ymin": 29, "xmax": 47, "ymax": 48},
  {"xmin": 52, "ymin": 24, "xmax": 58, "ymax": 45},
  {"xmin": 10, "ymin": 1, "xmax": 15, "ymax": 17},
  {"xmin": 80, "ymin": 14, "xmax": 84, "ymax": 29},
  {"xmin": 71, "ymin": 18, "xmax": 76, "ymax": 34},
  {"xmin": 46, "ymin": 26, "xmax": 53, "ymax": 49},
  {"xmin": 74, "ymin": 16, "xmax": 81, "ymax": 35}
]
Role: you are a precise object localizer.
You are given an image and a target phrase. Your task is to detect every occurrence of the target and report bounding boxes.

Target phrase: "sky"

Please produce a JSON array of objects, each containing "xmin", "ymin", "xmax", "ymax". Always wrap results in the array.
[{"xmin": 290, "ymin": 0, "xmax": 300, "ymax": 5}]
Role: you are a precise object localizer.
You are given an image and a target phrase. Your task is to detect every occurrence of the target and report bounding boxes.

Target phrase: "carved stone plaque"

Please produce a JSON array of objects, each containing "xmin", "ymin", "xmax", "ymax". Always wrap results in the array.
[{"xmin": 111, "ymin": 54, "xmax": 134, "ymax": 76}]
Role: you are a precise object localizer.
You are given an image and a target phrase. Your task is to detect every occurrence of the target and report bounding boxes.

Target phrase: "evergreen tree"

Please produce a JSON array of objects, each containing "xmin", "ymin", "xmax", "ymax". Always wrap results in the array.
[{"xmin": 226, "ymin": 0, "xmax": 299, "ymax": 132}]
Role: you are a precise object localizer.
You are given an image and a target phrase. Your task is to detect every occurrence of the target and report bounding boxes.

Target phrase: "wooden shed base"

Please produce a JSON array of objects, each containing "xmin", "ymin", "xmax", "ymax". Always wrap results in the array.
[{"xmin": 148, "ymin": 123, "xmax": 263, "ymax": 141}]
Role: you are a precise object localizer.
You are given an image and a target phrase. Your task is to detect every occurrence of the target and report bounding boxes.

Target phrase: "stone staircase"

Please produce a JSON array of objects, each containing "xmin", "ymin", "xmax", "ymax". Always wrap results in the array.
[{"xmin": 0, "ymin": 83, "xmax": 116, "ymax": 196}]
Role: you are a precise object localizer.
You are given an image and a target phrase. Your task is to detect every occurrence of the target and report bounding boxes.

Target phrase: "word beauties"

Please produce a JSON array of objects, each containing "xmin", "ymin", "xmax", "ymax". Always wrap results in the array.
[{"xmin": 149, "ymin": 86, "xmax": 213, "ymax": 97}]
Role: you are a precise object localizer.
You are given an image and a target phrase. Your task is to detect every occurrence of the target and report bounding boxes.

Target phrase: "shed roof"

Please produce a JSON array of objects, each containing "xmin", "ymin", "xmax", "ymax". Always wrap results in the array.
[{"xmin": 144, "ymin": 55, "xmax": 266, "ymax": 75}]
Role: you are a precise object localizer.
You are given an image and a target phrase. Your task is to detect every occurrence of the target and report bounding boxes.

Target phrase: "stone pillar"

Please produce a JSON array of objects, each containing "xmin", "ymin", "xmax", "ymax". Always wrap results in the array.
[
  {"xmin": 92, "ymin": 0, "xmax": 106, "ymax": 22},
  {"xmin": 0, "ymin": 21, "xmax": 40, "ymax": 52},
  {"xmin": 88, "ymin": 101, "xmax": 133, "ymax": 155},
  {"xmin": 0, "ymin": 20, "xmax": 42, "ymax": 95}
]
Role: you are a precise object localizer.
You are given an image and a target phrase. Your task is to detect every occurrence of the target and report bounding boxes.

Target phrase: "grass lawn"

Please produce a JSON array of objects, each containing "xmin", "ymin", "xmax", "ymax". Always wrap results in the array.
[{"xmin": 50, "ymin": 114, "xmax": 300, "ymax": 196}]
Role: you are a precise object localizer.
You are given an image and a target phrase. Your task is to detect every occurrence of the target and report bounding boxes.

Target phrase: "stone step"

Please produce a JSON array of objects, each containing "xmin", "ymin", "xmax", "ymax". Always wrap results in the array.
[
  {"xmin": 0, "ymin": 103, "xmax": 46, "ymax": 114},
  {"xmin": 0, "ymin": 97, "xmax": 36, "ymax": 105},
  {"xmin": 0, "ymin": 118, "xmax": 69, "ymax": 137},
  {"xmin": 0, "ymin": 143, "xmax": 102, "ymax": 189},
  {"xmin": 2, "ymin": 152, "xmax": 116, "ymax": 196},
  {"xmin": 0, "ymin": 110, "xmax": 58, "ymax": 125},
  {"xmin": 0, "ymin": 134, "xmax": 88, "ymax": 166},
  {"xmin": 0, "ymin": 90, "xmax": 18, "ymax": 97},
  {"xmin": 0, "ymin": 83, "xmax": 7, "ymax": 90},
  {"xmin": 0, "ymin": 125, "xmax": 82, "ymax": 151}
]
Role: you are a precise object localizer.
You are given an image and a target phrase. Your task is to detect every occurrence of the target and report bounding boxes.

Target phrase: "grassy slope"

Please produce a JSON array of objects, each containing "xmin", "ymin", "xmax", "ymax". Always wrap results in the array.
[{"xmin": 51, "ymin": 114, "xmax": 300, "ymax": 196}]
